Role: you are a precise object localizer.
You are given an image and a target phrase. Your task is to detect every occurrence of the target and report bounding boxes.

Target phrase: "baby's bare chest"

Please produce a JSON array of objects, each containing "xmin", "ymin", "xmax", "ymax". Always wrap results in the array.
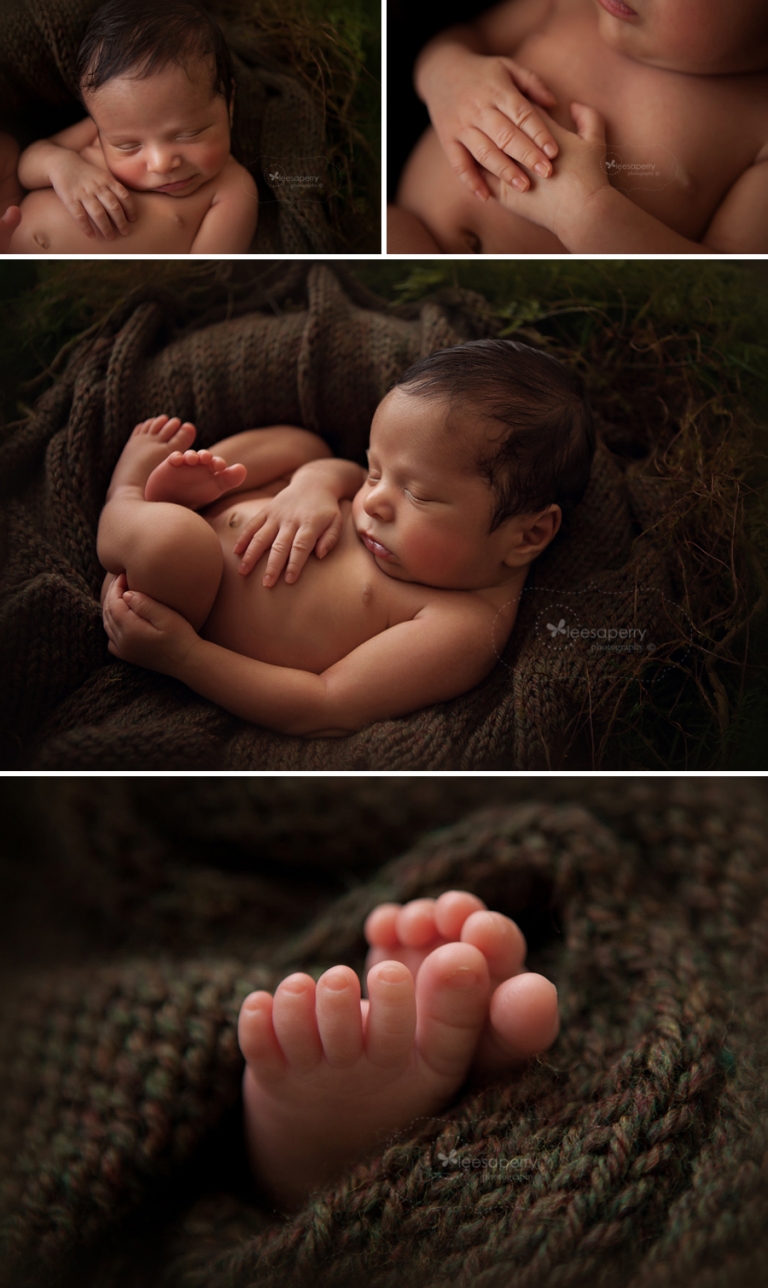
[
  {"xmin": 517, "ymin": 14, "xmax": 768, "ymax": 236},
  {"xmin": 202, "ymin": 501, "xmax": 420, "ymax": 674}
]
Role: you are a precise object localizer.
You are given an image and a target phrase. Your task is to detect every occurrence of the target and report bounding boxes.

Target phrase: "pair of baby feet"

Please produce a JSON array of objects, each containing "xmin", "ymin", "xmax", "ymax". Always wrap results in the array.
[
  {"xmin": 108, "ymin": 414, "xmax": 247, "ymax": 508},
  {"xmin": 239, "ymin": 891, "xmax": 559, "ymax": 1209}
]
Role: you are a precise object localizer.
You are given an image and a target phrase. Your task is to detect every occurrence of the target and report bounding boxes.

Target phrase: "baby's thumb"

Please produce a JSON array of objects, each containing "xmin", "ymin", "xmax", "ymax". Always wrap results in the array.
[
  {"xmin": 570, "ymin": 102, "xmax": 606, "ymax": 144},
  {"xmin": 123, "ymin": 589, "xmax": 160, "ymax": 624}
]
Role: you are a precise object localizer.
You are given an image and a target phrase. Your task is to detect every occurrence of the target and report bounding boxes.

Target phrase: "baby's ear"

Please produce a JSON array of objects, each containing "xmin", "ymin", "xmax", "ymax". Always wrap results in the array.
[{"xmin": 503, "ymin": 505, "xmax": 562, "ymax": 568}]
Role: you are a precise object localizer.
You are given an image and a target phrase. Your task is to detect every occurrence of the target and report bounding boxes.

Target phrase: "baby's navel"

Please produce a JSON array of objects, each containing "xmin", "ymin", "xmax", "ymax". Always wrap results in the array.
[
  {"xmin": 34, "ymin": 231, "xmax": 50, "ymax": 249},
  {"xmin": 173, "ymin": 213, "xmax": 184, "ymax": 227},
  {"xmin": 361, "ymin": 582, "xmax": 373, "ymax": 607},
  {"xmin": 228, "ymin": 511, "xmax": 241, "ymax": 528}
]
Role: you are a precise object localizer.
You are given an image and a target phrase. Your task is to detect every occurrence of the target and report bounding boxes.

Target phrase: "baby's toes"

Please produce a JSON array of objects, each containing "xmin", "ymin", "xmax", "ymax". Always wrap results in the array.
[
  {"xmin": 271, "ymin": 973, "xmax": 323, "ymax": 1073},
  {"xmin": 460, "ymin": 910, "xmax": 527, "ymax": 984},
  {"xmin": 476, "ymin": 973, "xmax": 559, "ymax": 1076},
  {"xmin": 395, "ymin": 898, "xmax": 440, "ymax": 948},
  {"xmin": 238, "ymin": 990, "xmax": 285, "ymax": 1080},
  {"xmin": 415, "ymin": 942, "xmax": 490, "ymax": 1081},
  {"xmin": 315, "ymin": 966, "xmax": 363, "ymax": 1068},
  {"xmin": 433, "ymin": 890, "xmax": 487, "ymax": 940},
  {"xmin": 364, "ymin": 902, "xmax": 402, "ymax": 948},
  {"xmin": 365, "ymin": 961, "xmax": 417, "ymax": 1069}
]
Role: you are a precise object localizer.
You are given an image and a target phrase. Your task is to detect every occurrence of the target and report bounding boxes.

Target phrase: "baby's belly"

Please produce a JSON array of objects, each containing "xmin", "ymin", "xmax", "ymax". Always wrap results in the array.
[
  {"xmin": 398, "ymin": 127, "xmax": 565, "ymax": 253},
  {"xmin": 8, "ymin": 186, "xmax": 209, "ymax": 254},
  {"xmin": 202, "ymin": 499, "xmax": 392, "ymax": 674}
]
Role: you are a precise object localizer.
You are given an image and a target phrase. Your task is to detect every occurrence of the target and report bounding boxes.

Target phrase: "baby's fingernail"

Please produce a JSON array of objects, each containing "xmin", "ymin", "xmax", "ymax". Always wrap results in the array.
[
  {"xmin": 262, "ymin": 575, "xmax": 273, "ymax": 586},
  {"xmin": 123, "ymin": 591, "xmax": 134, "ymax": 602},
  {"xmin": 512, "ymin": 177, "xmax": 527, "ymax": 191},
  {"xmin": 285, "ymin": 572, "xmax": 295, "ymax": 584},
  {"xmin": 543, "ymin": 143, "xmax": 557, "ymax": 158},
  {"xmin": 534, "ymin": 162, "xmax": 551, "ymax": 177}
]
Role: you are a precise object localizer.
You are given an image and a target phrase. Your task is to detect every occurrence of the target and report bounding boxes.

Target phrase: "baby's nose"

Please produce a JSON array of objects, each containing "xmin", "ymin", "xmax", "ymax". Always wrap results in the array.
[
  {"xmin": 363, "ymin": 485, "xmax": 393, "ymax": 520},
  {"xmin": 147, "ymin": 147, "xmax": 180, "ymax": 173}
]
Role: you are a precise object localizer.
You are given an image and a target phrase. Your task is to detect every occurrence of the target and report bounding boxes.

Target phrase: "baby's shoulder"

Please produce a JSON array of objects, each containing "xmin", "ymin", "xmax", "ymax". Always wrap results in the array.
[{"xmin": 212, "ymin": 155, "xmax": 258, "ymax": 202}]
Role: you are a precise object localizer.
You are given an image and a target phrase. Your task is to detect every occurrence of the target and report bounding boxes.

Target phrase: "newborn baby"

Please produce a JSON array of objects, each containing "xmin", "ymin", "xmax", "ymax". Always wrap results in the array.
[
  {"xmin": 0, "ymin": 0, "xmax": 257, "ymax": 255},
  {"xmin": 389, "ymin": 0, "xmax": 768, "ymax": 253},
  {"xmin": 99, "ymin": 339, "xmax": 595, "ymax": 735},
  {"xmin": 239, "ymin": 889, "xmax": 560, "ymax": 1209}
]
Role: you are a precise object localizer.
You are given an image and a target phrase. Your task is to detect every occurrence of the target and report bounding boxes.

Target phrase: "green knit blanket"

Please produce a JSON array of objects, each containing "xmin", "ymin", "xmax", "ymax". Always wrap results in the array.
[{"xmin": 0, "ymin": 777, "xmax": 766, "ymax": 1287}]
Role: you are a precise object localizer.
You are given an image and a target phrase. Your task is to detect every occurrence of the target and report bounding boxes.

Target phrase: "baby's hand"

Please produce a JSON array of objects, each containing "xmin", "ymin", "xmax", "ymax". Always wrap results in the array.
[
  {"xmin": 103, "ymin": 574, "xmax": 195, "ymax": 672},
  {"xmin": 234, "ymin": 480, "xmax": 343, "ymax": 587},
  {"xmin": 481, "ymin": 102, "xmax": 609, "ymax": 241},
  {"xmin": 49, "ymin": 152, "xmax": 136, "ymax": 239},
  {"xmin": 421, "ymin": 48, "xmax": 559, "ymax": 200}
]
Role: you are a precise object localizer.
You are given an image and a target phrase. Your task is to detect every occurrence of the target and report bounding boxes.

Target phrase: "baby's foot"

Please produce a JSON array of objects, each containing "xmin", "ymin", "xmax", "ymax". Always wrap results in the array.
[
  {"xmin": 106, "ymin": 415, "xmax": 197, "ymax": 499},
  {"xmin": 239, "ymin": 943, "xmax": 492, "ymax": 1209},
  {"xmin": 0, "ymin": 205, "xmax": 21, "ymax": 253},
  {"xmin": 144, "ymin": 449, "xmax": 247, "ymax": 507},
  {"xmin": 365, "ymin": 892, "xmax": 559, "ymax": 1077}
]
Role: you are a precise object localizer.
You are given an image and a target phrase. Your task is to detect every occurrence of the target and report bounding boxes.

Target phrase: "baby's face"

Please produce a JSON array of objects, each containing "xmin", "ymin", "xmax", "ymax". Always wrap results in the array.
[
  {"xmin": 594, "ymin": 0, "xmax": 768, "ymax": 73},
  {"xmin": 83, "ymin": 59, "xmax": 231, "ymax": 195},
  {"xmin": 352, "ymin": 388, "xmax": 521, "ymax": 591}
]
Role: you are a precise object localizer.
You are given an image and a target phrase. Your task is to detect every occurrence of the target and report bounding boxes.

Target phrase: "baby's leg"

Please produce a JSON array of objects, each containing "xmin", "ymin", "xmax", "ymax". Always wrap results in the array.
[{"xmin": 98, "ymin": 416, "xmax": 230, "ymax": 630}]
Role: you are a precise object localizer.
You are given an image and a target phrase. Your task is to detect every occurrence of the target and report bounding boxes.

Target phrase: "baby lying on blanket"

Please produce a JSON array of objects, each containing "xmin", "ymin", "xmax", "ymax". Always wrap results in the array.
[
  {"xmin": 0, "ymin": 0, "xmax": 257, "ymax": 255},
  {"xmin": 240, "ymin": 889, "xmax": 560, "ymax": 1209},
  {"xmin": 99, "ymin": 339, "xmax": 595, "ymax": 735}
]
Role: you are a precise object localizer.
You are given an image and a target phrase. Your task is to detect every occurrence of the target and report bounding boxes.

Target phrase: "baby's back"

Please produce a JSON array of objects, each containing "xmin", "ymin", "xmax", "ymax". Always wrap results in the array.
[{"xmin": 399, "ymin": 0, "xmax": 768, "ymax": 252}]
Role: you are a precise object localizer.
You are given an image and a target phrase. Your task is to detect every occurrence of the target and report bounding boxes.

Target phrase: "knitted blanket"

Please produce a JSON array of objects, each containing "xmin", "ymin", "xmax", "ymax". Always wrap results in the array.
[
  {"xmin": 1, "ymin": 776, "xmax": 766, "ymax": 1287},
  {"xmin": 0, "ymin": 264, "xmax": 685, "ymax": 771},
  {"xmin": 0, "ymin": 0, "xmax": 336, "ymax": 253}
]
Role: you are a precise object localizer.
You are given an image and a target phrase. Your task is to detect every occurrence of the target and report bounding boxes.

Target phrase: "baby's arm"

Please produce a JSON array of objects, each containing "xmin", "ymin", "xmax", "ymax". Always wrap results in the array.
[
  {"xmin": 415, "ymin": 0, "xmax": 559, "ymax": 200},
  {"xmin": 189, "ymin": 159, "xmax": 258, "ymax": 253},
  {"xmin": 482, "ymin": 103, "xmax": 768, "ymax": 253},
  {"xmin": 102, "ymin": 582, "xmax": 495, "ymax": 735},
  {"xmin": 17, "ymin": 118, "xmax": 136, "ymax": 238}
]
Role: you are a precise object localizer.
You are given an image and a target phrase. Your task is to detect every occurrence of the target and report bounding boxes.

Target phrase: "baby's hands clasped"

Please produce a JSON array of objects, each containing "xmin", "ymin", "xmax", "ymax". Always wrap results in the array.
[
  {"xmin": 234, "ymin": 473, "xmax": 344, "ymax": 586},
  {"xmin": 418, "ymin": 44, "xmax": 559, "ymax": 201}
]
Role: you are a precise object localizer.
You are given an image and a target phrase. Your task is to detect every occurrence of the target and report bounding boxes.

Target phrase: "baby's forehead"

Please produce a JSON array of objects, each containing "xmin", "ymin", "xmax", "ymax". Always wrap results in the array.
[{"xmin": 83, "ymin": 54, "xmax": 220, "ymax": 101}]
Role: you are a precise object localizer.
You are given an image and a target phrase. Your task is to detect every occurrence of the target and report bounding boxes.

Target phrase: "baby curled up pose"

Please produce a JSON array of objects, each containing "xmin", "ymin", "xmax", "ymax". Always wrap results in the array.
[
  {"xmin": 0, "ymin": 0, "xmax": 257, "ymax": 255},
  {"xmin": 238, "ymin": 889, "xmax": 560, "ymax": 1208},
  {"xmin": 389, "ymin": 0, "xmax": 768, "ymax": 253},
  {"xmin": 99, "ymin": 339, "xmax": 595, "ymax": 735}
]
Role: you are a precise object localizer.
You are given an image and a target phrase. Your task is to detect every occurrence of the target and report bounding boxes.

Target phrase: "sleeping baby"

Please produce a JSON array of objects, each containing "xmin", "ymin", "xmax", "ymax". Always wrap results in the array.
[
  {"xmin": 99, "ymin": 338, "xmax": 595, "ymax": 735},
  {"xmin": 0, "ymin": 0, "xmax": 257, "ymax": 255}
]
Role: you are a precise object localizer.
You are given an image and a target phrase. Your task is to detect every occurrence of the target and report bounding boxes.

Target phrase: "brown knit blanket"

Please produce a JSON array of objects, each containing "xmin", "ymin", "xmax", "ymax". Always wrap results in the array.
[
  {"xmin": 0, "ymin": 0, "xmax": 336, "ymax": 253},
  {"xmin": 0, "ymin": 264, "xmax": 687, "ymax": 770},
  {"xmin": 1, "ymin": 776, "xmax": 766, "ymax": 1287}
]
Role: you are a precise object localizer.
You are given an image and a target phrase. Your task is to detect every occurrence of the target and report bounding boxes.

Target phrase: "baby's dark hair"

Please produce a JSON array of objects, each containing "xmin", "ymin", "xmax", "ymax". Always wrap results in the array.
[
  {"xmin": 77, "ymin": 0, "xmax": 236, "ymax": 106},
  {"xmin": 392, "ymin": 338, "xmax": 595, "ymax": 531}
]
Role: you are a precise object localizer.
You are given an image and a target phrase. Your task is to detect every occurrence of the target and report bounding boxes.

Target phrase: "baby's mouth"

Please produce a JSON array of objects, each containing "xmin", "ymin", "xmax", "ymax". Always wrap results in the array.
[
  {"xmin": 153, "ymin": 176, "xmax": 195, "ymax": 193},
  {"xmin": 596, "ymin": 0, "xmax": 637, "ymax": 17},
  {"xmin": 361, "ymin": 531, "xmax": 392, "ymax": 559}
]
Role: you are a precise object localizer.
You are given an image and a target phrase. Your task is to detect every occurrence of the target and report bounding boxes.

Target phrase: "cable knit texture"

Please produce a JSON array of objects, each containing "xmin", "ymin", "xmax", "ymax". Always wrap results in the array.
[{"xmin": 0, "ymin": 777, "xmax": 766, "ymax": 1287}]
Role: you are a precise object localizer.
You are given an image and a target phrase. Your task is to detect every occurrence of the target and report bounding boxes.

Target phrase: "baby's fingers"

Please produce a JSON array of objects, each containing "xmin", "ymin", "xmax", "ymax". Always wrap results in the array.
[
  {"xmin": 315, "ymin": 512, "xmax": 343, "ymax": 560},
  {"xmin": 463, "ymin": 126, "xmax": 532, "ymax": 192},
  {"xmin": 499, "ymin": 58, "xmax": 558, "ymax": 114},
  {"xmin": 283, "ymin": 523, "xmax": 322, "ymax": 585},
  {"xmin": 444, "ymin": 138, "xmax": 490, "ymax": 202}
]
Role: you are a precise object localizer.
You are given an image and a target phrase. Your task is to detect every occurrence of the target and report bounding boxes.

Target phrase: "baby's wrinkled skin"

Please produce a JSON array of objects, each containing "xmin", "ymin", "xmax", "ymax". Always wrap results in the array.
[
  {"xmin": 98, "ymin": 407, "xmax": 560, "ymax": 736},
  {"xmin": 2, "ymin": 59, "xmax": 257, "ymax": 254},
  {"xmin": 390, "ymin": 0, "xmax": 768, "ymax": 253}
]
